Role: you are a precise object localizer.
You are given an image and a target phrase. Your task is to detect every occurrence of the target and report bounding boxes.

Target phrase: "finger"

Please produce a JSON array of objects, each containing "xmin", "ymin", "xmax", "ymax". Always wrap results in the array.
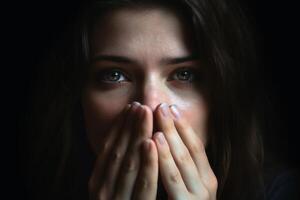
[
  {"xmin": 114, "ymin": 105, "xmax": 153, "ymax": 199},
  {"xmin": 96, "ymin": 102, "xmax": 141, "ymax": 199},
  {"xmin": 155, "ymin": 103, "xmax": 203, "ymax": 193},
  {"xmin": 169, "ymin": 104, "xmax": 218, "ymax": 192},
  {"xmin": 154, "ymin": 131, "xmax": 189, "ymax": 199},
  {"xmin": 89, "ymin": 103, "xmax": 131, "ymax": 194},
  {"xmin": 133, "ymin": 139, "xmax": 158, "ymax": 200}
]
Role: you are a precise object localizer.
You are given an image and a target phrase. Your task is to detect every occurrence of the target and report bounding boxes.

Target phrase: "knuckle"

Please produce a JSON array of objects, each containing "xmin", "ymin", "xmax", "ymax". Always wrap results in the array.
[
  {"xmin": 163, "ymin": 122, "xmax": 176, "ymax": 135},
  {"xmin": 161, "ymin": 150, "xmax": 171, "ymax": 160},
  {"xmin": 137, "ymin": 174, "xmax": 156, "ymax": 191},
  {"xmin": 123, "ymin": 157, "xmax": 137, "ymax": 173},
  {"xmin": 169, "ymin": 171, "xmax": 181, "ymax": 183},
  {"xmin": 138, "ymin": 177, "xmax": 149, "ymax": 190},
  {"xmin": 189, "ymin": 142, "xmax": 202, "ymax": 155},
  {"xmin": 111, "ymin": 150, "xmax": 122, "ymax": 163},
  {"xmin": 177, "ymin": 149, "xmax": 191, "ymax": 164}
]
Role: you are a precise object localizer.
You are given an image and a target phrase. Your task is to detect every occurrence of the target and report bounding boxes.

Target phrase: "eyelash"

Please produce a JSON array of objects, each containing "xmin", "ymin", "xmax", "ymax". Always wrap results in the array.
[{"xmin": 95, "ymin": 67, "xmax": 197, "ymax": 84}]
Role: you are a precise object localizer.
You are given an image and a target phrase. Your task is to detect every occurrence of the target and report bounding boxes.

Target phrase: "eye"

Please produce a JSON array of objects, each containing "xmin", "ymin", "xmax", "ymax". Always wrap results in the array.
[
  {"xmin": 169, "ymin": 67, "xmax": 196, "ymax": 83},
  {"xmin": 95, "ymin": 68, "xmax": 129, "ymax": 83}
]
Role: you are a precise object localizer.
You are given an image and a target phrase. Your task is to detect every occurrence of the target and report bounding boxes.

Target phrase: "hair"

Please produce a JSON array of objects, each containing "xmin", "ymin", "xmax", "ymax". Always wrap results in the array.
[{"xmin": 22, "ymin": 0, "xmax": 268, "ymax": 199}]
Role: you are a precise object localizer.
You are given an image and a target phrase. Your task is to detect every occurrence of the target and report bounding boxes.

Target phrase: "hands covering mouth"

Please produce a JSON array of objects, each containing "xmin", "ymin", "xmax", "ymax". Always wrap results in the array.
[{"xmin": 88, "ymin": 102, "xmax": 217, "ymax": 200}]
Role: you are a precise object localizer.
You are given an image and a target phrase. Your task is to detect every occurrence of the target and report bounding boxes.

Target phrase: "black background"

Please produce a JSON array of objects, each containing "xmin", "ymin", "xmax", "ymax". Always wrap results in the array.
[{"xmin": 5, "ymin": 0, "xmax": 299, "ymax": 199}]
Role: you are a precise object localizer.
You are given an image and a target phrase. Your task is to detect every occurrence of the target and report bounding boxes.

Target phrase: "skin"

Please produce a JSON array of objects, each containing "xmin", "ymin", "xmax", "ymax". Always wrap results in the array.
[{"xmin": 81, "ymin": 6, "xmax": 217, "ymax": 200}]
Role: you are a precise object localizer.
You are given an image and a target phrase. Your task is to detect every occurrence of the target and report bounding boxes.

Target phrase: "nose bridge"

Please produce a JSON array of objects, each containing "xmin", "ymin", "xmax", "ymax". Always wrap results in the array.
[{"xmin": 138, "ymin": 75, "xmax": 167, "ymax": 112}]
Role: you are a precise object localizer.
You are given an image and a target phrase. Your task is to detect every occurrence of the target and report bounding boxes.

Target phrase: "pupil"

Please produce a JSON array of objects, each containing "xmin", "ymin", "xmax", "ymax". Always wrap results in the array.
[
  {"xmin": 108, "ymin": 71, "xmax": 119, "ymax": 81},
  {"xmin": 179, "ymin": 71, "xmax": 190, "ymax": 80}
]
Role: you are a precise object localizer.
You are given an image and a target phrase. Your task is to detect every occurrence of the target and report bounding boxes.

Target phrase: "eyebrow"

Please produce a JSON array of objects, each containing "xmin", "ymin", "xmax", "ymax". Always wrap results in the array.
[{"xmin": 91, "ymin": 54, "xmax": 199, "ymax": 65}]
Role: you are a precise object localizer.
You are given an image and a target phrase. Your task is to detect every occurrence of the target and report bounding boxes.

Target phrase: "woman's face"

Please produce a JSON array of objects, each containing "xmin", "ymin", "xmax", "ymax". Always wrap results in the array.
[{"xmin": 82, "ymin": 7, "xmax": 209, "ymax": 153}]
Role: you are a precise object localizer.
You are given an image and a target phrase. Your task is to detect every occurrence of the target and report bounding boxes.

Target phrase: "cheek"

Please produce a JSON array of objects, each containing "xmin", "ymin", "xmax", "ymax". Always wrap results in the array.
[
  {"xmin": 180, "ymin": 98, "xmax": 208, "ymax": 145},
  {"xmin": 82, "ymin": 89, "xmax": 129, "ymax": 153}
]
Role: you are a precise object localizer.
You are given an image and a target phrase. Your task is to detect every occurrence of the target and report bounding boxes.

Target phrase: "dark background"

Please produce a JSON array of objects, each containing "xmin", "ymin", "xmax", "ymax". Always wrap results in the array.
[{"xmin": 6, "ymin": 0, "xmax": 299, "ymax": 199}]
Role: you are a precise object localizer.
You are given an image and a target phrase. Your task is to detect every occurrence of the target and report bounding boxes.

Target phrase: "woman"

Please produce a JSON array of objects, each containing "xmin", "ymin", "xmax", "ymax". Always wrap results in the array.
[{"xmin": 22, "ymin": 0, "xmax": 299, "ymax": 199}]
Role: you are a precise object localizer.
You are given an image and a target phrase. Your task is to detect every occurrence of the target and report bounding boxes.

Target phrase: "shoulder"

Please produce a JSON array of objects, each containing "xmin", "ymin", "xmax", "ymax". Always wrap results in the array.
[{"xmin": 264, "ymin": 166, "xmax": 300, "ymax": 200}]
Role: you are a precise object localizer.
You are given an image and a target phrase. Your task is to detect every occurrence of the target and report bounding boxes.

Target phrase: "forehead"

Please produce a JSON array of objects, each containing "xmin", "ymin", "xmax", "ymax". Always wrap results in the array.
[{"xmin": 90, "ymin": 6, "xmax": 196, "ymax": 58}]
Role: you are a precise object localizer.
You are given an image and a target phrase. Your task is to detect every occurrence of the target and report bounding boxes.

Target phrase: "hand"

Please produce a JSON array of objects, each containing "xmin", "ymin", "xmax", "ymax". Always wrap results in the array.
[
  {"xmin": 153, "ymin": 103, "xmax": 218, "ymax": 200},
  {"xmin": 88, "ymin": 102, "xmax": 158, "ymax": 200}
]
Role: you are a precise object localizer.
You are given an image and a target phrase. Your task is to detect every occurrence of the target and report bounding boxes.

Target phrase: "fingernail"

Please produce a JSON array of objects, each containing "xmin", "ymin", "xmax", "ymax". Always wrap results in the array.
[
  {"xmin": 132, "ymin": 101, "xmax": 141, "ymax": 107},
  {"xmin": 159, "ymin": 103, "xmax": 169, "ymax": 117},
  {"xmin": 170, "ymin": 104, "xmax": 180, "ymax": 119},
  {"xmin": 156, "ymin": 132, "xmax": 166, "ymax": 145},
  {"xmin": 131, "ymin": 101, "xmax": 141, "ymax": 111}
]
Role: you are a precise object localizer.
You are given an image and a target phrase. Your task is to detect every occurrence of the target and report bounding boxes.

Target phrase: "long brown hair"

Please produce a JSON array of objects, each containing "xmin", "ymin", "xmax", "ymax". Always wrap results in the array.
[{"xmin": 23, "ymin": 0, "xmax": 267, "ymax": 199}]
